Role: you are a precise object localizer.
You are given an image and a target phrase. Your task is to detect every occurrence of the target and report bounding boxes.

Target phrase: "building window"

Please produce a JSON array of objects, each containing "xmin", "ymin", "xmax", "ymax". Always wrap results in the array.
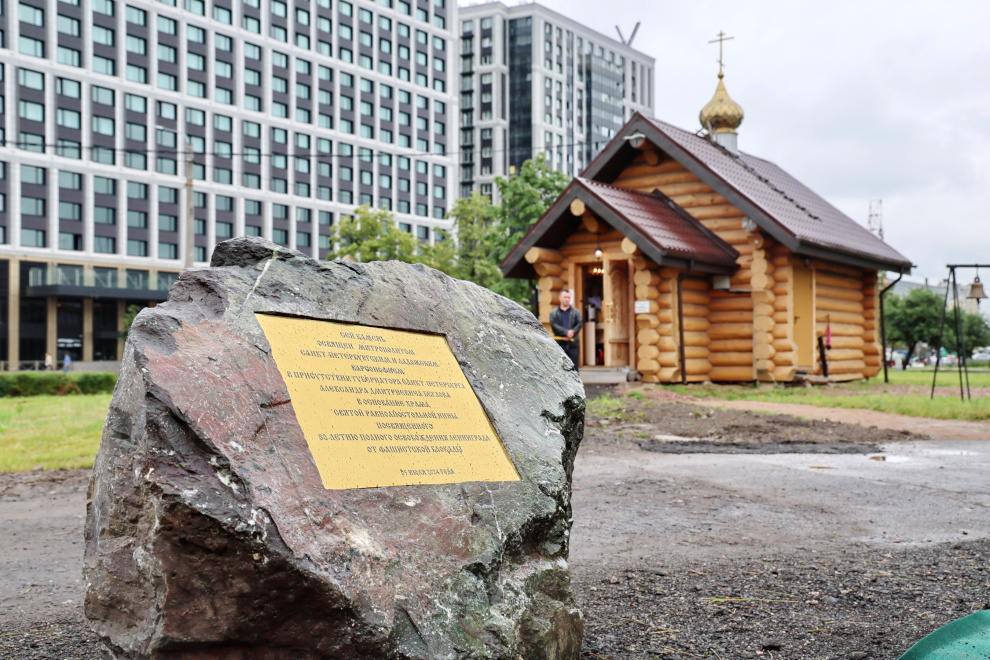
[
  {"xmin": 21, "ymin": 165, "xmax": 45, "ymax": 185},
  {"xmin": 21, "ymin": 197, "xmax": 45, "ymax": 216},
  {"xmin": 158, "ymin": 242, "xmax": 178, "ymax": 259},
  {"xmin": 59, "ymin": 232, "xmax": 83, "ymax": 251},
  {"xmin": 59, "ymin": 202, "xmax": 82, "ymax": 221},
  {"xmin": 127, "ymin": 239, "xmax": 148, "ymax": 257},
  {"xmin": 94, "ymin": 207, "xmax": 116, "ymax": 224},
  {"xmin": 18, "ymin": 36, "xmax": 45, "ymax": 58},
  {"xmin": 21, "ymin": 228, "xmax": 46, "ymax": 247},
  {"xmin": 127, "ymin": 211, "xmax": 148, "ymax": 228}
]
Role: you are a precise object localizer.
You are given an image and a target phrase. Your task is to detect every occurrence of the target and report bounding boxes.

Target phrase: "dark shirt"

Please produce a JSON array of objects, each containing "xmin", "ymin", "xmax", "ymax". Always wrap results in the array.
[
  {"xmin": 550, "ymin": 305, "xmax": 583, "ymax": 342},
  {"xmin": 560, "ymin": 308, "xmax": 573, "ymax": 332}
]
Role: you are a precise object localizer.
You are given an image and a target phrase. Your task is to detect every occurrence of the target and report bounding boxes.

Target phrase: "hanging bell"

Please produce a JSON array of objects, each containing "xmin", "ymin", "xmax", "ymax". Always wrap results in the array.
[{"xmin": 967, "ymin": 275, "xmax": 987, "ymax": 305}]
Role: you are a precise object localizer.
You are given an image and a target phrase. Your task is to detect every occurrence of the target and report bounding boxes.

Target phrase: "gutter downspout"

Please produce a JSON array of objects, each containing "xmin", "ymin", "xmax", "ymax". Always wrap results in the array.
[
  {"xmin": 879, "ymin": 272, "xmax": 903, "ymax": 384},
  {"xmin": 677, "ymin": 273, "xmax": 687, "ymax": 385}
]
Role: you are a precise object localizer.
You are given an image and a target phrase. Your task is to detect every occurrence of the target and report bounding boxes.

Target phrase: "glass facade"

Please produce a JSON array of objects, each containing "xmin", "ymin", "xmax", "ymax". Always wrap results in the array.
[
  {"xmin": 0, "ymin": 0, "xmax": 456, "ymax": 265},
  {"xmin": 507, "ymin": 17, "xmax": 533, "ymax": 172},
  {"xmin": 0, "ymin": 0, "xmax": 457, "ymax": 368},
  {"xmin": 458, "ymin": 4, "xmax": 654, "ymax": 201}
]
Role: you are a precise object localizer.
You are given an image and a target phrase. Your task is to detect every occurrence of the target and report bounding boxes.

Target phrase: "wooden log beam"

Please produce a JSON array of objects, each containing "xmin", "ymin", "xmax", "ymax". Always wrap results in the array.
[
  {"xmin": 681, "ymin": 303, "xmax": 708, "ymax": 318},
  {"xmin": 638, "ymin": 345, "xmax": 660, "ymax": 360},
  {"xmin": 533, "ymin": 262, "xmax": 562, "ymax": 277},
  {"xmin": 525, "ymin": 247, "xmax": 562, "ymax": 264},
  {"xmin": 710, "ymin": 352, "xmax": 755, "ymax": 367},
  {"xmin": 685, "ymin": 358, "xmax": 713, "ymax": 374},
  {"xmin": 682, "ymin": 331, "xmax": 712, "ymax": 347},
  {"xmin": 581, "ymin": 213, "xmax": 603, "ymax": 234},
  {"xmin": 684, "ymin": 345, "xmax": 710, "ymax": 359},
  {"xmin": 816, "ymin": 273, "xmax": 863, "ymax": 290},
  {"xmin": 683, "ymin": 317, "xmax": 711, "ymax": 332},
  {"xmin": 633, "ymin": 269, "xmax": 661, "ymax": 286},
  {"xmin": 680, "ymin": 278, "xmax": 710, "ymax": 292},
  {"xmin": 817, "ymin": 298, "xmax": 864, "ymax": 314},
  {"xmin": 816, "ymin": 284, "xmax": 864, "ymax": 302},
  {"xmin": 637, "ymin": 328, "xmax": 661, "ymax": 345},
  {"xmin": 709, "ymin": 296, "xmax": 753, "ymax": 311},
  {"xmin": 635, "ymin": 285, "xmax": 660, "ymax": 300},
  {"xmin": 709, "ymin": 310, "xmax": 753, "ymax": 324},
  {"xmin": 617, "ymin": 171, "xmax": 697, "ymax": 189},
  {"xmin": 709, "ymin": 323, "xmax": 753, "ymax": 340},
  {"xmin": 816, "ymin": 322, "xmax": 864, "ymax": 336},
  {"xmin": 709, "ymin": 365, "xmax": 755, "ymax": 381},
  {"xmin": 710, "ymin": 338, "xmax": 754, "ymax": 352},
  {"xmin": 637, "ymin": 358, "xmax": 661, "ymax": 373},
  {"xmin": 668, "ymin": 192, "xmax": 724, "ymax": 207}
]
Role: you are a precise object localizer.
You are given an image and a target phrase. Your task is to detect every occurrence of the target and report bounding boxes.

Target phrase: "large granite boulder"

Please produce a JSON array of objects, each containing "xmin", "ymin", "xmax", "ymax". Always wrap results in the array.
[{"xmin": 84, "ymin": 237, "xmax": 585, "ymax": 659}]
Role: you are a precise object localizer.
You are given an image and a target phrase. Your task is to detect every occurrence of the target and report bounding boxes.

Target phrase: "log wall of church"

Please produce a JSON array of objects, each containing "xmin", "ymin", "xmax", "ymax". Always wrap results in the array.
[
  {"xmin": 862, "ymin": 272, "xmax": 882, "ymax": 378},
  {"xmin": 770, "ymin": 245, "xmax": 799, "ymax": 381},
  {"xmin": 607, "ymin": 148, "xmax": 882, "ymax": 383},
  {"xmin": 612, "ymin": 151, "xmax": 755, "ymax": 382},
  {"xmin": 633, "ymin": 263, "xmax": 665, "ymax": 382},
  {"xmin": 680, "ymin": 277, "xmax": 713, "ymax": 381},
  {"xmin": 813, "ymin": 262, "xmax": 869, "ymax": 380}
]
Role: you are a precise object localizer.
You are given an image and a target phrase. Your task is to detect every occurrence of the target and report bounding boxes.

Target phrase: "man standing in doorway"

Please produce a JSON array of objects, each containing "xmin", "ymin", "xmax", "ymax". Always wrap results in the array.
[{"xmin": 550, "ymin": 289, "xmax": 582, "ymax": 370}]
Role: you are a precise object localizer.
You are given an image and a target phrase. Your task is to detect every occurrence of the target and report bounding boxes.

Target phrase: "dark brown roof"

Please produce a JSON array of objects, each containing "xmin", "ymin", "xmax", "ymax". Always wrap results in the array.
[
  {"xmin": 578, "ymin": 179, "xmax": 738, "ymax": 267},
  {"xmin": 583, "ymin": 113, "xmax": 913, "ymax": 272},
  {"xmin": 501, "ymin": 177, "xmax": 738, "ymax": 279}
]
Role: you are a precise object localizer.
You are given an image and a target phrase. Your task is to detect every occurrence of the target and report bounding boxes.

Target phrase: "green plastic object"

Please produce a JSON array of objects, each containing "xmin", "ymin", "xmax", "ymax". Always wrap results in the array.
[{"xmin": 899, "ymin": 610, "xmax": 990, "ymax": 659}]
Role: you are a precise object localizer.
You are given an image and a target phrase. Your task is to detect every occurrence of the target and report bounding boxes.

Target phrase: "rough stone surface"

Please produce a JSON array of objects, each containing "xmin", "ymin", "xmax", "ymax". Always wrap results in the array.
[{"xmin": 84, "ymin": 237, "xmax": 585, "ymax": 659}]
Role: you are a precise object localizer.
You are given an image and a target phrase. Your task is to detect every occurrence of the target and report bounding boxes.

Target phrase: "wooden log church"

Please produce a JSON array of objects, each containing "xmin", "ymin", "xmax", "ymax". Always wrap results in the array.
[{"xmin": 501, "ymin": 65, "xmax": 912, "ymax": 384}]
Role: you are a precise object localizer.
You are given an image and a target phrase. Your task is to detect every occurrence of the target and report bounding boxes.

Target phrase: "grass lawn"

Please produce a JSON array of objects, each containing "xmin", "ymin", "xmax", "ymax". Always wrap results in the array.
[
  {"xmin": 672, "ymin": 369, "xmax": 990, "ymax": 422},
  {"xmin": 0, "ymin": 394, "xmax": 110, "ymax": 472}
]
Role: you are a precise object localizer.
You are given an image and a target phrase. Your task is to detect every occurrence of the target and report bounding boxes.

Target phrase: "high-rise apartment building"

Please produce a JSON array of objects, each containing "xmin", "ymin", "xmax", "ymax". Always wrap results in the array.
[
  {"xmin": 0, "ymin": 0, "xmax": 457, "ymax": 368},
  {"xmin": 457, "ymin": 2, "xmax": 654, "ymax": 199}
]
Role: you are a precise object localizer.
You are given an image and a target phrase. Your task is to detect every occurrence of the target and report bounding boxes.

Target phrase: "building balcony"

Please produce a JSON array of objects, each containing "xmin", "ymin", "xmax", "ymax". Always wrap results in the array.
[{"xmin": 24, "ymin": 265, "xmax": 172, "ymax": 302}]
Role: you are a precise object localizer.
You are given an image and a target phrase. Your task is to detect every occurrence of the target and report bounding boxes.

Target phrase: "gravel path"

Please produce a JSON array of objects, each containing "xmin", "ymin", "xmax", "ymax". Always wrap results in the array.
[{"xmin": 2, "ymin": 397, "xmax": 989, "ymax": 659}]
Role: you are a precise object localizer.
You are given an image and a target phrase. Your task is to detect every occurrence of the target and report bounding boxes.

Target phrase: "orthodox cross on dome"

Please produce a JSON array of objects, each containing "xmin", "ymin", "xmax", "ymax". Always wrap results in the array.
[{"xmin": 708, "ymin": 30, "xmax": 734, "ymax": 77}]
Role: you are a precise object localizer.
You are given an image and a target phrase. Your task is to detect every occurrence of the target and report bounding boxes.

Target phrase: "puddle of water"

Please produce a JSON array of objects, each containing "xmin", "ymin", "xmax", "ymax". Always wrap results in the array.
[{"xmin": 651, "ymin": 434, "xmax": 707, "ymax": 443}]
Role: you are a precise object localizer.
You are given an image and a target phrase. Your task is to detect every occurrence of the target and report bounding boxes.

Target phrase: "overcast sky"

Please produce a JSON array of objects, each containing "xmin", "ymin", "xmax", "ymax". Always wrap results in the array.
[{"xmin": 538, "ymin": 0, "xmax": 990, "ymax": 285}]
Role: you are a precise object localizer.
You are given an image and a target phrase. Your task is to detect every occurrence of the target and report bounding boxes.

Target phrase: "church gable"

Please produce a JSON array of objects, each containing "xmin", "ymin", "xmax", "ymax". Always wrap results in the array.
[{"xmin": 501, "ymin": 177, "xmax": 737, "ymax": 280}]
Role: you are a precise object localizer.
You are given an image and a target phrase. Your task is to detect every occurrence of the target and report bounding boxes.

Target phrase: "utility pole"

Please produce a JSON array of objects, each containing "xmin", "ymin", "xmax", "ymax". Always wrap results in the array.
[
  {"xmin": 867, "ymin": 199, "xmax": 884, "ymax": 240},
  {"xmin": 183, "ymin": 140, "xmax": 196, "ymax": 269}
]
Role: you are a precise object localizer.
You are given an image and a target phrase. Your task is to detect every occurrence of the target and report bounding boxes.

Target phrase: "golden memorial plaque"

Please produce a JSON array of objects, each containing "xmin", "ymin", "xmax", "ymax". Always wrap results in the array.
[{"xmin": 256, "ymin": 314, "xmax": 520, "ymax": 489}]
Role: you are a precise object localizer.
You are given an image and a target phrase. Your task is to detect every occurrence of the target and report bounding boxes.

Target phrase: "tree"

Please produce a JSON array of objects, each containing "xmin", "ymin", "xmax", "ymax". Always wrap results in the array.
[
  {"xmin": 444, "ymin": 193, "xmax": 502, "ymax": 289},
  {"xmin": 418, "ymin": 229, "xmax": 458, "ymax": 275},
  {"xmin": 325, "ymin": 156, "xmax": 570, "ymax": 307},
  {"xmin": 330, "ymin": 206, "xmax": 418, "ymax": 263},
  {"xmin": 489, "ymin": 155, "xmax": 569, "ymax": 303},
  {"xmin": 491, "ymin": 154, "xmax": 570, "ymax": 260},
  {"xmin": 947, "ymin": 310, "xmax": 990, "ymax": 358},
  {"xmin": 121, "ymin": 304, "xmax": 143, "ymax": 338},
  {"xmin": 884, "ymin": 289, "xmax": 943, "ymax": 368},
  {"xmin": 885, "ymin": 289, "xmax": 990, "ymax": 367}
]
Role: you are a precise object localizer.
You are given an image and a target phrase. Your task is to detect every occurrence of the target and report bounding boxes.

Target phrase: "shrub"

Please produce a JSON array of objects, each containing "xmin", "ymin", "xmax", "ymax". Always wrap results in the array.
[{"xmin": 0, "ymin": 372, "xmax": 117, "ymax": 397}]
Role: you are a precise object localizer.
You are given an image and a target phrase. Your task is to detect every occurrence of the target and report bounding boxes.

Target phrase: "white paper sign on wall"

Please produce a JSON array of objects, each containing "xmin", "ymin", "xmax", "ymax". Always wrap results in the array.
[{"xmin": 634, "ymin": 300, "xmax": 651, "ymax": 314}]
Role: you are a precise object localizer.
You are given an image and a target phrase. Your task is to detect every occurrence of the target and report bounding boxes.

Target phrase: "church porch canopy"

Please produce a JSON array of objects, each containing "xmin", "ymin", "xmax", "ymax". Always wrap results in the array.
[{"xmin": 501, "ymin": 177, "xmax": 739, "ymax": 279}]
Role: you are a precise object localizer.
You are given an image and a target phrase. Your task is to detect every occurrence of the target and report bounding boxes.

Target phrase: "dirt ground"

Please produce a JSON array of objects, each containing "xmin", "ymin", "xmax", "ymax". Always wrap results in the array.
[{"xmin": 2, "ymin": 393, "xmax": 990, "ymax": 659}]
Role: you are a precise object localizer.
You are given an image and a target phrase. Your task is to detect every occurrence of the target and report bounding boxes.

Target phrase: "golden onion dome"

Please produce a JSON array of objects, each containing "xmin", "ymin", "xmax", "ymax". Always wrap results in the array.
[{"xmin": 699, "ymin": 72, "xmax": 744, "ymax": 134}]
